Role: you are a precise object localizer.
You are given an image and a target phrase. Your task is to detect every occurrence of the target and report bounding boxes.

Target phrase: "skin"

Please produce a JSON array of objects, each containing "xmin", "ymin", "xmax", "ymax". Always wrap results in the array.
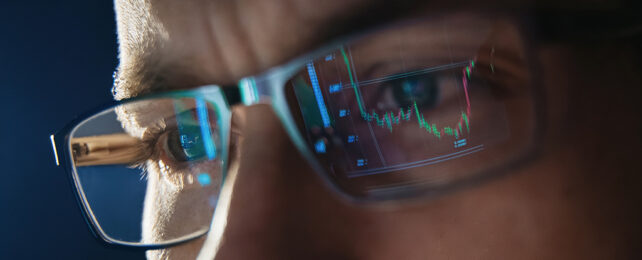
[{"xmin": 112, "ymin": 0, "xmax": 641, "ymax": 259}]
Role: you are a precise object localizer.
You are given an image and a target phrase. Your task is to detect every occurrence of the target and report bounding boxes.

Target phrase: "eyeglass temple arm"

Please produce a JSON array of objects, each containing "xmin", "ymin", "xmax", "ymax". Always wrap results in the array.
[{"xmin": 69, "ymin": 134, "xmax": 148, "ymax": 167}]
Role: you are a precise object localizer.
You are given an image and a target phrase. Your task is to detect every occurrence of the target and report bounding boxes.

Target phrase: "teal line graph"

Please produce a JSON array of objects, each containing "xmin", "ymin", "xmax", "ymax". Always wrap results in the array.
[{"xmin": 339, "ymin": 47, "xmax": 473, "ymax": 139}]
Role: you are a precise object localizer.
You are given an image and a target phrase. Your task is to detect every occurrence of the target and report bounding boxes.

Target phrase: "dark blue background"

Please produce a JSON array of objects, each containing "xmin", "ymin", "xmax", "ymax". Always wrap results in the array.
[{"xmin": 1, "ymin": 1, "xmax": 145, "ymax": 259}]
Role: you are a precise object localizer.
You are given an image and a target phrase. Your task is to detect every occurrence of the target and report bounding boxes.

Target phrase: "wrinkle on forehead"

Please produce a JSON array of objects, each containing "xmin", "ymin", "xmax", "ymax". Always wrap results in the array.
[
  {"xmin": 111, "ymin": 0, "xmax": 625, "ymax": 100},
  {"xmin": 111, "ymin": 0, "xmax": 431, "ymax": 100}
]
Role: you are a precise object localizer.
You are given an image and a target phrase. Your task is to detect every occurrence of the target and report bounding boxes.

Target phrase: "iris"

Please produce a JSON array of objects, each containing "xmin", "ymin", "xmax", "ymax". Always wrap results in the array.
[
  {"xmin": 391, "ymin": 74, "xmax": 439, "ymax": 109},
  {"xmin": 166, "ymin": 125, "xmax": 207, "ymax": 162}
]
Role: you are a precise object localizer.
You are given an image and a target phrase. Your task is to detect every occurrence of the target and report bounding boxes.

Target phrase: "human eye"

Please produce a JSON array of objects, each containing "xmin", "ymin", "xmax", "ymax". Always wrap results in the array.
[
  {"xmin": 369, "ymin": 69, "xmax": 443, "ymax": 112},
  {"xmin": 163, "ymin": 125, "xmax": 208, "ymax": 162},
  {"xmin": 360, "ymin": 62, "xmax": 472, "ymax": 135},
  {"xmin": 144, "ymin": 113, "xmax": 213, "ymax": 169},
  {"xmin": 138, "ymin": 100, "xmax": 222, "ymax": 174}
]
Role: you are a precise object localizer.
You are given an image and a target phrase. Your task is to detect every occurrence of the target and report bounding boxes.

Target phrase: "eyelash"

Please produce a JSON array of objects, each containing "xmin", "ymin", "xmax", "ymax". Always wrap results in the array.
[
  {"xmin": 126, "ymin": 119, "xmax": 169, "ymax": 173},
  {"xmin": 134, "ymin": 113, "xmax": 216, "ymax": 172}
]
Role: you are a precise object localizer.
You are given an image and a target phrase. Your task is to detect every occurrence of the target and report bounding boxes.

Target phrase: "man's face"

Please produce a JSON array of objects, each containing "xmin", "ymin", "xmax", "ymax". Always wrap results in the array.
[{"xmin": 112, "ymin": 0, "xmax": 642, "ymax": 259}]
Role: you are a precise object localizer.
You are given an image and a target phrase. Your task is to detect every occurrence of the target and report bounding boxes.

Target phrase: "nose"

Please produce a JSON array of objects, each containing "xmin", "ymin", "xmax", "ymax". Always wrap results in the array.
[{"xmin": 211, "ymin": 104, "xmax": 367, "ymax": 259}]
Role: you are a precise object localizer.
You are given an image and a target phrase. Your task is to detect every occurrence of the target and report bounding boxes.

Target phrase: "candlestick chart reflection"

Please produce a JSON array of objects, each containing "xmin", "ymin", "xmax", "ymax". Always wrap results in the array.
[{"xmin": 282, "ymin": 20, "xmax": 534, "ymax": 198}]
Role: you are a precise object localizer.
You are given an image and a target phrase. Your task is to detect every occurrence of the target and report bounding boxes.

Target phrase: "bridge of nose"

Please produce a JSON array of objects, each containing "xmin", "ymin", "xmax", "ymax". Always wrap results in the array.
[{"xmin": 215, "ymin": 104, "xmax": 367, "ymax": 259}]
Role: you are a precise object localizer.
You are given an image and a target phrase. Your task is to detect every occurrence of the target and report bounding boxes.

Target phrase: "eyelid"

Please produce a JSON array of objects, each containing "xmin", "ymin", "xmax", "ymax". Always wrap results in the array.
[
  {"xmin": 138, "ymin": 107, "xmax": 200, "ymax": 150},
  {"xmin": 124, "ymin": 118, "xmax": 175, "ymax": 169},
  {"xmin": 135, "ymin": 121, "xmax": 193, "ymax": 171},
  {"xmin": 360, "ymin": 58, "xmax": 464, "ymax": 82},
  {"xmin": 127, "ymin": 109, "xmax": 186, "ymax": 168},
  {"xmin": 363, "ymin": 64, "xmax": 462, "ymax": 103}
]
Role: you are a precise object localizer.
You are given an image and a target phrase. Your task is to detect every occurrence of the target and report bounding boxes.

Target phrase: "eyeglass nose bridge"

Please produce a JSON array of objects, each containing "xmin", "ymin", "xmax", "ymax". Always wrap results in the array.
[{"xmin": 239, "ymin": 78, "xmax": 260, "ymax": 106}]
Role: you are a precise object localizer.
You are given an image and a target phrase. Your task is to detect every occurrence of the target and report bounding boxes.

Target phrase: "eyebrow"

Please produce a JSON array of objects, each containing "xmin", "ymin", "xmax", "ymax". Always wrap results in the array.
[{"xmin": 113, "ymin": 54, "xmax": 212, "ymax": 100}]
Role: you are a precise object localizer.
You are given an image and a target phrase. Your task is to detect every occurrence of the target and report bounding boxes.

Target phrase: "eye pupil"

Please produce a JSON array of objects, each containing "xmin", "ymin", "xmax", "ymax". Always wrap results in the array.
[
  {"xmin": 167, "ymin": 128, "xmax": 207, "ymax": 162},
  {"xmin": 392, "ymin": 75, "xmax": 439, "ymax": 108},
  {"xmin": 180, "ymin": 133, "xmax": 197, "ymax": 149},
  {"xmin": 402, "ymin": 81, "xmax": 413, "ymax": 94}
]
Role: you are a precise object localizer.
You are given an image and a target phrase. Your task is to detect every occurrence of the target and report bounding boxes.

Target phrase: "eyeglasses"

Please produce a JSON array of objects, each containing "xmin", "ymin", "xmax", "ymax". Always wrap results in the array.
[{"xmin": 50, "ymin": 12, "xmax": 543, "ymax": 248}]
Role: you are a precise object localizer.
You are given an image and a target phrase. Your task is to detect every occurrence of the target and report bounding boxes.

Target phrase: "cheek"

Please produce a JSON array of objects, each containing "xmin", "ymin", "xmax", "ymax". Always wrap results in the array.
[
  {"xmin": 141, "ymin": 160, "xmax": 221, "ymax": 243},
  {"xmin": 347, "ymin": 69, "xmax": 633, "ymax": 260},
  {"xmin": 352, "ymin": 156, "xmax": 583, "ymax": 259}
]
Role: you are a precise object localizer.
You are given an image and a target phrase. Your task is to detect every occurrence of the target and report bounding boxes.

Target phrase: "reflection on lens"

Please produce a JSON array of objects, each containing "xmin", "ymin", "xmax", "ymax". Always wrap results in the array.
[
  {"xmin": 285, "ymin": 14, "xmax": 536, "ymax": 199},
  {"xmin": 69, "ymin": 97, "xmax": 224, "ymax": 245}
]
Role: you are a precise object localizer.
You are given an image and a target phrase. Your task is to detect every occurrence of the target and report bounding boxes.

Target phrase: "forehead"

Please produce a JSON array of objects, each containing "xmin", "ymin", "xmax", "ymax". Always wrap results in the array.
[{"xmin": 111, "ymin": 0, "xmax": 614, "ymax": 100}]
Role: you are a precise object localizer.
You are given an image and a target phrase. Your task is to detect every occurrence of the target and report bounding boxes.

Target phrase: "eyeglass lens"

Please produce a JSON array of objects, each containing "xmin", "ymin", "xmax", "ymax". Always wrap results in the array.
[
  {"xmin": 283, "ymin": 14, "xmax": 537, "ymax": 199},
  {"xmin": 69, "ymin": 97, "xmax": 224, "ymax": 245}
]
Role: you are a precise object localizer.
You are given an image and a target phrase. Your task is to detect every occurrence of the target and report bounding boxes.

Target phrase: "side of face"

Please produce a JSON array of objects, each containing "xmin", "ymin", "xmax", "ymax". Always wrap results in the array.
[{"xmin": 113, "ymin": 0, "xmax": 642, "ymax": 259}]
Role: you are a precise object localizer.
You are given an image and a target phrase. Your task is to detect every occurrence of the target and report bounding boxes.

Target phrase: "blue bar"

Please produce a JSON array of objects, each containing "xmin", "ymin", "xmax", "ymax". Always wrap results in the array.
[
  {"xmin": 196, "ymin": 98, "xmax": 217, "ymax": 160},
  {"xmin": 329, "ymin": 84, "xmax": 341, "ymax": 93},
  {"xmin": 314, "ymin": 140, "xmax": 326, "ymax": 153},
  {"xmin": 307, "ymin": 62, "xmax": 331, "ymax": 128},
  {"xmin": 347, "ymin": 135, "xmax": 355, "ymax": 143},
  {"xmin": 339, "ymin": 109, "xmax": 348, "ymax": 117}
]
